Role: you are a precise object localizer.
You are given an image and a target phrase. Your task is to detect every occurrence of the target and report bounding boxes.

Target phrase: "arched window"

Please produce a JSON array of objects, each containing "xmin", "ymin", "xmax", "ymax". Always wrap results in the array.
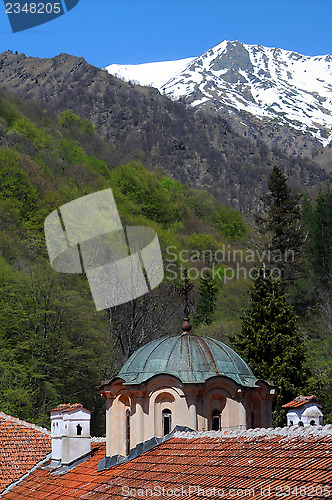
[
  {"xmin": 212, "ymin": 410, "xmax": 221, "ymax": 431},
  {"xmin": 298, "ymin": 421, "xmax": 304, "ymax": 427},
  {"xmin": 125, "ymin": 409, "xmax": 130, "ymax": 456},
  {"xmin": 76, "ymin": 424, "xmax": 82, "ymax": 436},
  {"xmin": 162, "ymin": 409, "xmax": 172, "ymax": 436},
  {"xmin": 310, "ymin": 420, "xmax": 316, "ymax": 426},
  {"xmin": 289, "ymin": 420, "xmax": 293, "ymax": 426}
]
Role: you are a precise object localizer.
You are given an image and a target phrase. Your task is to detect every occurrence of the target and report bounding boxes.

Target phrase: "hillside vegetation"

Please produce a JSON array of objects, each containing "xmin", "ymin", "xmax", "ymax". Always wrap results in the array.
[
  {"xmin": 0, "ymin": 88, "xmax": 330, "ymax": 432},
  {"xmin": 0, "ymin": 89, "xmax": 250, "ymax": 432}
]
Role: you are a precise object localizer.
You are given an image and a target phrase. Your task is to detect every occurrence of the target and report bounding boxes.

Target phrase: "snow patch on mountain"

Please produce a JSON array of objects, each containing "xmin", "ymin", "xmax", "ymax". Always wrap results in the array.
[
  {"xmin": 104, "ymin": 58, "xmax": 195, "ymax": 89},
  {"xmin": 104, "ymin": 41, "xmax": 332, "ymax": 146}
]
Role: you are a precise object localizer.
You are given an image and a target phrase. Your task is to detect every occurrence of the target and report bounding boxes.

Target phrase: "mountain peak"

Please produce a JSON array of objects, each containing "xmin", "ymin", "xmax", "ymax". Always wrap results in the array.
[
  {"xmin": 201, "ymin": 40, "xmax": 254, "ymax": 73},
  {"xmin": 105, "ymin": 40, "xmax": 332, "ymax": 152}
]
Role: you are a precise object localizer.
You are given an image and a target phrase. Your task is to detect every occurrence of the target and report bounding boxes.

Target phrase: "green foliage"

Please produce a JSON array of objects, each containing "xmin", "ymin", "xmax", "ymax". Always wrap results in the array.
[
  {"xmin": 56, "ymin": 139, "xmax": 110, "ymax": 181},
  {"xmin": 0, "ymin": 88, "xmax": 329, "ymax": 433},
  {"xmin": 11, "ymin": 116, "xmax": 54, "ymax": 150},
  {"xmin": 0, "ymin": 149, "xmax": 38, "ymax": 220},
  {"xmin": 188, "ymin": 233, "xmax": 220, "ymax": 255},
  {"xmin": 57, "ymin": 138, "xmax": 88, "ymax": 165},
  {"xmin": 184, "ymin": 188, "xmax": 247, "ymax": 240},
  {"xmin": 110, "ymin": 163, "xmax": 181, "ymax": 225},
  {"xmin": 305, "ymin": 336, "xmax": 332, "ymax": 424},
  {"xmin": 266, "ymin": 166, "xmax": 302, "ymax": 248},
  {"xmin": 214, "ymin": 206, "xmax": 247, "ymax": 239},
  {"xmin": 194, "ymin": 271, "xmax": 219, "ymax": 325},
  {"xmin": 85, "ymin": 156, "xmax": 110, "ymax": 178},
  {"xmin": 0, "ymin": 265, "xmax": 110, "ymax": 431},
  {"xmin": 0, "ymin": 90, "xmax": 258, "ymax": 433},
  {"xmin": 303, "ymin": 188, "xmax": 332, "ymax": 281},
  {"xmin": 232, "ymin": 269, "xmax": 308, "ymax": 426},
  {"xmin": 259, "ymin": 166, "xmax": 303, "ymax": 283},
  {"xmin": 187, "ymin": 190, "xmax": 221, "ymax": 222},
  {"xmin": 161, "ymin": 177, "xmax": 183, "ymax": 194},
  {"xmin": 0, "ymin": 98, "xmax": 19, "ymax": 126},
  {"xmin": 12, "ymin": 116, "xmax": 39, "ymax": 139},
  {"xmin": 296, "ymin": 191, "xmax": 332, "ymax": 420},
  {"xmin": 59, "ymin": 110, "xmax": 94, "ymax": 135}
]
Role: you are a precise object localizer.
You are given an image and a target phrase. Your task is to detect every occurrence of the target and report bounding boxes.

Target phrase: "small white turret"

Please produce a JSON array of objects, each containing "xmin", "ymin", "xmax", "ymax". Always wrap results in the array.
[
  {"xmin": 50, "ymin": 403, "xmax": 91, "ymax": 468},
  {"xmin": 282, "ymin": 395, "xmax": 323, "ymax": 427}
]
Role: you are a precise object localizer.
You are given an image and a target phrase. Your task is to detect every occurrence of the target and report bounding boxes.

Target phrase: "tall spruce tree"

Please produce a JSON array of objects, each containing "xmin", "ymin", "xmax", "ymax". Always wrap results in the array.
[
  {"xmin": 193, "ymin": 271, "xmax": 218, "ymax": 326},
  {"xmin": 232, "ymin": 269, "xmax": 308, "ymax": 426},
  {"xmin": 258, "ymin": 166, "xmax": 303, "ymax": 284},
  {"xmin": 303, "ymin": 188, "xmax": 332, "ymax": 282}
]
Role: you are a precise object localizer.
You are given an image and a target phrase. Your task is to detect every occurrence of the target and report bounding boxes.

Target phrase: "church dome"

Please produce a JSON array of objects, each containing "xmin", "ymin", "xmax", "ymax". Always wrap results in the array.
[{"xmin": 117, "ymin": 334, "xmax": 258, "ymax": 387}]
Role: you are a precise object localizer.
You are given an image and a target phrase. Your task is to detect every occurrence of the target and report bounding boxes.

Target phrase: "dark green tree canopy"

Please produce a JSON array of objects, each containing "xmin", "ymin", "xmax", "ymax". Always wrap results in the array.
[
  {"xmin": 258, "ymin": 166, "xmax": 303, "ymax": 284},
  {"xmin": 193, "ymin": 271, "xmax": 218, "ymax": 326},
  {"xmin": 303, "ymin": 188, "xmax": 332, "ymax": 282},
  {"xmin": 232, "ymin": 269, "xmax": 308, "ymax": 426}
]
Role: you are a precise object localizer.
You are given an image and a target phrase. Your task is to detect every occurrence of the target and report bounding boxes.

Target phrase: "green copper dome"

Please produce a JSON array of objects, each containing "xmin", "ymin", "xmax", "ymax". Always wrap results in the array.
[{"xmin": 117, "ymin": 335, "xmax": 258, "ymax": 387}]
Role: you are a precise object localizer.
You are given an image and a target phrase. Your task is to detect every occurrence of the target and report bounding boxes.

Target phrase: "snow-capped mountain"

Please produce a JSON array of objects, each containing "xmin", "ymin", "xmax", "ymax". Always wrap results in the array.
[
  {"xmin": 105, "ymin": 57, "xmax": 195, "ymax": 89},
  {"xmin": 105, "ymin": 41, "xmax": 332, "ymax": 152}
]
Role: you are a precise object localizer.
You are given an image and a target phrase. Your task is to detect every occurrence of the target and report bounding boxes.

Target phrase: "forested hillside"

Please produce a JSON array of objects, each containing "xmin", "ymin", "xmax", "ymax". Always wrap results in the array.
[
  {"xmin": 0, "ymin": 88, "xmax": 249, "ymax": 433},
  {"xmin": 0, "ymin": 87, "xmax": 330, "ymax": 432}
]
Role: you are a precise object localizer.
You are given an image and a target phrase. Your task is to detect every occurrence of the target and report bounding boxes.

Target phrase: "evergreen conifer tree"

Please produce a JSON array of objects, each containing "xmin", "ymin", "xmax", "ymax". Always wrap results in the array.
[
  {"xmin": 193, "ymin": 271, "xmax": 218, "ymax": 326},
  {"xmin": 232, "ymin": 269, "xmax": 308, "ymax": 426},
  {"xmin": 258, "ymin": 166, "xmax": 303, "ymax": 284},
  {"xmin": 303, "ymin": 188, "xmax": 332, "ymax": 282}
]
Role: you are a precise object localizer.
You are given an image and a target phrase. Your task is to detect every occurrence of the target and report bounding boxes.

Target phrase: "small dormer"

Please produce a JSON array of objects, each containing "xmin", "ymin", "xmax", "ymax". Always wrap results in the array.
[
  {"xmin": 282, "ymin": 395, "xmax": 323, "ymax": 427},
  {"xmin": 50, "ymin": 403, "xmax": 91, "ymax": 468}
]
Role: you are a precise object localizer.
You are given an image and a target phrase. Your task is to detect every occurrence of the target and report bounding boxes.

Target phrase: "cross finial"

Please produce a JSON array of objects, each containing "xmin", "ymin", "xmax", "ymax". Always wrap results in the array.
[{"xmin": 180, "ymin": 269, "xmax": 193, "ymax": 334}]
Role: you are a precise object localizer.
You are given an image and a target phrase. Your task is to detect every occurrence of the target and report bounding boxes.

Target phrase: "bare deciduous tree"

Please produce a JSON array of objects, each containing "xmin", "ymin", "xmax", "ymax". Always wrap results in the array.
[{"xmin": 105, "ymin": 282, "xmax": 185, "ymax": 373}]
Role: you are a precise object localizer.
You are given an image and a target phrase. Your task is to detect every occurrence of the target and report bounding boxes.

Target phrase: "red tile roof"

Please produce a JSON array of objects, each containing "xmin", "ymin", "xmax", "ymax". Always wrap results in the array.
[
  {"xmin": 282, "ymin": 395, "xmax": 321, "ymax": 409},
  {"xmin": 0, "ymin": 412, "xmax": 51, "ymax": 494},
  {"xmin": 1, "ymin": 426, "xmax": 331, "ymax": 500},
  {"xmin": 51, "ymin": 403, "xmax": 91, "ymax": 413}
]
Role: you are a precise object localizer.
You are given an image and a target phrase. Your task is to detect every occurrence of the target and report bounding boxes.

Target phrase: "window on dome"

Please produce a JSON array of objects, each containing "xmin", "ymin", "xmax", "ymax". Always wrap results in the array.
[
  {"xmin": 162, "ymin": 409, "xmax": 172, "ymax": 436},
  {"xmin": 125, "ymin": 409, "xmax": 130, "ymax": 456},
  {"xmin": 212, "ymin": 410, "xmax": 221, "ymax": 431}
]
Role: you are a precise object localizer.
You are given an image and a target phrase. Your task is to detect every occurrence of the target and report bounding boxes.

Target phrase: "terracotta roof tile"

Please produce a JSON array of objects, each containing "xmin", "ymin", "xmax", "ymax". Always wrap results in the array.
[
  {"xmin": 1, "ymin": 426, "xmax": 332, "ymax": 499},
  {"xmin": 51, "ymin": 403, "xmax": 91, "ymax": 413},
  {"xmin": 0, "ymin": 412, "xmax": 51, "ymax": 493},
  {"xmin": 282, "ymin": 395, "xmax": 321, "ymax": 408}
]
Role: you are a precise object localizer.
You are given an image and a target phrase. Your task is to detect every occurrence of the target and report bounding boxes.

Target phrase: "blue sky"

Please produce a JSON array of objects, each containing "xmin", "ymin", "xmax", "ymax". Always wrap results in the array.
[{"xmin": 0, "ymin": 1, "xmax": 331, "ymax": 68}]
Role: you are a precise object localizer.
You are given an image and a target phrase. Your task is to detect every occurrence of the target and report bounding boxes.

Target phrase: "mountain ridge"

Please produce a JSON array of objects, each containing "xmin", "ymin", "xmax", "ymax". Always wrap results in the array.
[
  {"xmin": 0, "ymin": 50, "xmax": 329, "ymax": 213},
  {"xmin": 105, "ymin": 40, "xmax": 332, "ymax": 157}
]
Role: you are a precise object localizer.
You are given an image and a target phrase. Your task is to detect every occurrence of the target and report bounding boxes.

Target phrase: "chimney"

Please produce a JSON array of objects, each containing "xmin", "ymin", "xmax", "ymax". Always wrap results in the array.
[
  {"xmin": 282, "ymin": 395, "xmax": 324, "ymax": 427},
  {"xmin": 50, "ymin": 403, "xmax": 91, "ymax": 468}
]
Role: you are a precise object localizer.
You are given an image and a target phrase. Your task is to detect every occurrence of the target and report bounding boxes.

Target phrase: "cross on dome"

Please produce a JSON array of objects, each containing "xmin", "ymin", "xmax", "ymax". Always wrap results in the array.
[{"xmin": 180, "ymin": 268, "xmax": 194, "ymax": 334}]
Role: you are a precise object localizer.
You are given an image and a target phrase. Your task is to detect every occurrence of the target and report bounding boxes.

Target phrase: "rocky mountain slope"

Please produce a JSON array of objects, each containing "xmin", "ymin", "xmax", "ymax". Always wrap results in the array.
[
  {"xmin": 105, "ymin": 40, "xmax": 332, "ymax": 157},
  {"xmin": 0, "ymin": 50, "xmax": 329, "ymax": 212}
]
